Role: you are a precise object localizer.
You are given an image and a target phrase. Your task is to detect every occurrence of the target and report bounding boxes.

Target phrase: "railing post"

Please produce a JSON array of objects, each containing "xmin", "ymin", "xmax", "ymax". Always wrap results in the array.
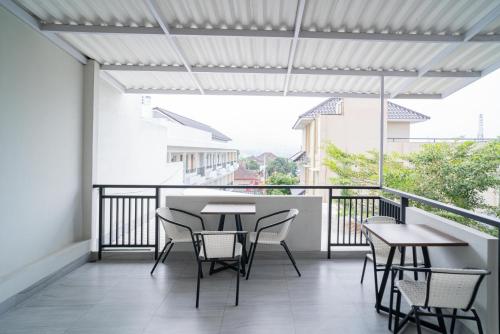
[
  {"xmin": 97, "ymin": 186, "xmax": 103, "ymax": 260},
  {"xmin": 400, "ymin": 196, "xmax": 409, "ymax": 224},
  {"xmin": 154, "ymin": 187, "xmax": 160, "ymax": 260},
  {"xmin": 327, "ymin": 188, "xmax": 332, "ymax": 259}
]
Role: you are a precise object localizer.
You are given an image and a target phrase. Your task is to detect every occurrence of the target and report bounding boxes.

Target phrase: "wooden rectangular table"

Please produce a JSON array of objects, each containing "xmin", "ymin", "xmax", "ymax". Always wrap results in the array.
[
  {"xmin": 363, "ymin": 223, "xmax": 468, "ymax": 331},
  {"xmin": 201, "ymin": 203, "xmax": 256, "ymax": 275}
]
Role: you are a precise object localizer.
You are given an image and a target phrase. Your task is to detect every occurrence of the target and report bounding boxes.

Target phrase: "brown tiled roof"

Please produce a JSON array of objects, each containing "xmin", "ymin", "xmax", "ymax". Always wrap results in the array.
[{"xmin": 234, "ymin": 166, "xmax": 260, "ymax": 180}]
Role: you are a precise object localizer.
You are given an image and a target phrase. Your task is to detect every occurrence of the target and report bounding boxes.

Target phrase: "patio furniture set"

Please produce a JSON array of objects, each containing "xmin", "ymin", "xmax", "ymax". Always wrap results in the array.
[
  {"xmin": 361, "ymin": 216, "xmax": 490, "ymax": 334},
  {"xmin": 150, "ymin": 203, "xmax": 301, "ymax": 308},
  {"xmin": 149, "ymin": 204, "xmax": 489, "ymax": 333}
]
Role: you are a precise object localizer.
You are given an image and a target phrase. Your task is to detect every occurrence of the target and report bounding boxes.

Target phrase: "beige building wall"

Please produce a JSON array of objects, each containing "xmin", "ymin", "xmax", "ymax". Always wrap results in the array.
[{"xmin": 298, "ymin": 98, "xmax": 420, "ymax": 197}]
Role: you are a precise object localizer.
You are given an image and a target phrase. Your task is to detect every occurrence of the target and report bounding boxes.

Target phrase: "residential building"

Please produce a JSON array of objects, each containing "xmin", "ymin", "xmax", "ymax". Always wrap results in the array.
[
  {"xmin": 292, "ymin": 98, "xmax": 429, "ymax": 188},
  {"xmin": 154, "ymin": 108, "xmax": 239, "ymax": 186}
]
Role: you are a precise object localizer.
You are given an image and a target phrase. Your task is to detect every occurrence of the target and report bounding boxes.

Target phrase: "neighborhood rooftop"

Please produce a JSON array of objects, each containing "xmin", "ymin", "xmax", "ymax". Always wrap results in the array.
[
  {"xmin": 154, "ymin": 107, "xmax": 231, "ymax": 142},
  {"xmin": 292, "ymin": 98, "xmax": 430, "ymax": 129}
]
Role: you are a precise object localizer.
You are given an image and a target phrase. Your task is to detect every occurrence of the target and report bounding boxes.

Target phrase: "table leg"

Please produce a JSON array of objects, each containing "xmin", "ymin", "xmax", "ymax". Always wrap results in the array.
[
  {"xmin": 421, "ymin": 246, "xmax": 431, "ymax": 268},
  {"xmin": 209, "ymin": 214, "xmax": 226, "ymax": 275},
  {"xmin": 235, "ymin": 214, "xmax": 247, "ymax": 275},
  {"xmin": 376, "ymin": 246, "xmax": 396, "ymax": 312}
]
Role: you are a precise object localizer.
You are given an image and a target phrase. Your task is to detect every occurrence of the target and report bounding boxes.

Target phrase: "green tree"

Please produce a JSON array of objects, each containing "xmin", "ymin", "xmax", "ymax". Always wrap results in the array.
[
  {"xmin": 266, "ymin": 157, "xmax": 297, "ymax": 177},
  {"xmin": 244, "ymin": 159, "xmax": 260, "ymax": 171},
  {"xmin": 266, "ymin": 173, "xmax": 299, "ymax": 195},
  {"xmin": 323, "ymin": 141, "xmax": 500, "ymax": 234}
]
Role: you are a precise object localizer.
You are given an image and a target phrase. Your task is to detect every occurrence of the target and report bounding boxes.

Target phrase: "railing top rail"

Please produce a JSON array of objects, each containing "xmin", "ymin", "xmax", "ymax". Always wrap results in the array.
[
  {"xmin": 92, "ymin": 184, "xmax": 380, "ymax": 190},
  {"xmin": 383, "ymin": 187, "xmax": 500, "ymax": 228}
]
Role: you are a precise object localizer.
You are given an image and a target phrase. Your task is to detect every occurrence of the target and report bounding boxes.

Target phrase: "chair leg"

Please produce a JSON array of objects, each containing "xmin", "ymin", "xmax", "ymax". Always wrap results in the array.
[
  {"xmin": 245, "ymin": 242, "xmax": 257, "ymax": 280},
  {"xmin": 414, "ymin": 307, "xmax": 423, "ymax": 334},
  {"xmin": 435, "ymin": 308, "xmax": 447, "ymax": 334},
  {"xmin": 389, "ymin": 279, "xmax": 395, "ymax": 330},
  {"xmin": 161, "ymin": 242, "xmax": 174, "ymax": 263},
  {"xmin": 196, "ymin": 260, "xmax": 202, "ymax": 308},
  {"xmin": 395, "ymin": 290, "xmax": 402, "ymax": 333},
  {"xmin": 372, "ymin": 262, "xmax": 380, "ymax": 306},
  {"xmin": 471, "ymin": 309, "xmax": 484, "ymax": 334},
  {"xmin": 235, "ymin": 259, "xmax": 240, "ymax": 306},
  {"xmin": 281, "ymin": 241, "xmax": 301, "ymax": 277},
  {"xmin": 191, "ymin": 241, "xmax": 203, "ymax": 279},
  {"xmin": 450, "ymin": 309, "xmax": 457, "ymax": 334},
  {"xmin": 150, "ymin": 241, "xmax": 171, "ymax": 275},
  {"xmin": 360, "ymin": 256, "xmax": 368, "ymax": 284}
]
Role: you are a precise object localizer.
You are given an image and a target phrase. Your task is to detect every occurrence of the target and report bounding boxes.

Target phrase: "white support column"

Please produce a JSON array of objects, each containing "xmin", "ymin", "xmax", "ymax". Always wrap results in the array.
[
  {"xmin": 82, "ymin": 60, "xmax": 100, "ymax": 245},
  {"xmin": 379, "ymin": 76, "xmax": 385, "ymax": 188}
]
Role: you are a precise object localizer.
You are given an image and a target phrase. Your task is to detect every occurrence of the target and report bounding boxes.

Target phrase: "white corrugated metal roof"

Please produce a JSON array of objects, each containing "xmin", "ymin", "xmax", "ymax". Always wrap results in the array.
[{"xmin": 12, "ymin": 0, "xmax": 500, "ymax": 98}]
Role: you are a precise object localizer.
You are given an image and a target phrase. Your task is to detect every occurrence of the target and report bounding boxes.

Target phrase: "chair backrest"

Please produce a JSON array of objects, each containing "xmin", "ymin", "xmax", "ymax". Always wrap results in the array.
[
  {"xmin": 363, "ymin": 216, "xmax": 397, "ymax": 262},
  {"xmin": 425, "ymin": 268, "xmax": 490, "ymax": 309},
  {"xmin": 196, "ymin": 231, "xmax": 241, "ymax": 259},
  {"xmin": 156, "ymin": 207, "xmax": 189, "ymax": 240},
  {"xmin": 276, "ymin": 209, "xmax": 299, "ymax": 241}
]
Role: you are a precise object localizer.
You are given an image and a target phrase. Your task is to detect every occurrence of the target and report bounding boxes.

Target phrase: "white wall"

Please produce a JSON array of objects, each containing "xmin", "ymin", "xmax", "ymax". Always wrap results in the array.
[
  {"xmin": 0, "ymin": 7, "xmax": 88, "ymax": 302},
  {"xmin": 406, "ymin": 208, "xmax": 498, "ymax": 333},
  {"xmin": 163, "ymin": 195, "xmax": 323, "ymax": 251},
  {"xmin": 97, "ymin": 81, "xmax": 183, "ymax": 185}
]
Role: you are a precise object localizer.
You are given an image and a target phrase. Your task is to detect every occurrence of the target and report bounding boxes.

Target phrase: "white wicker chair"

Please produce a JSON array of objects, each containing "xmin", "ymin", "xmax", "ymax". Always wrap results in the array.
[
  {"xmin": 150, "ymin": 207, "xmax": 205, "ymax": 275},
  {"xmin": 361, "ymin": 216, "xmax": 422, "ymax": 296},
  {"xmin": 245, "ymin": 209, "xmax": 300, "ymax": 279},
  {"xmin": 194, "ymin": 231, "xmax": 246, "ymax": 307},
  {"xmin": 390, "ymin": 266, "xmax": 490, "ymax": 334}
]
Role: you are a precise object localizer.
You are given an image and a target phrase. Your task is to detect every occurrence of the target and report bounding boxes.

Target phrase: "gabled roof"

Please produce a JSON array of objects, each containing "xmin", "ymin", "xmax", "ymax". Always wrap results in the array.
[
  {"xmin": 153, "ymin": 107, "xmax": 231, "ymax": 142},
  {"xmin": 293, "ymin": 98, "xmax": 429, "ymax": 129},
  {"xmin": 234, "ymin": 166, "xmax": 260, "ymax": 181},
  {"xmin": 387, "ymin": 102, "xmax": 430, "ymax": 122},
  {"xmin": 290, "ymin": 151, "xmax": 306, "ymax": 162}
]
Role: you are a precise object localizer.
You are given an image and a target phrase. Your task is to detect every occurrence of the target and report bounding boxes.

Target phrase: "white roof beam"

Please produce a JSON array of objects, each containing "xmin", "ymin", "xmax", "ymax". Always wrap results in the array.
[
  {"xmin": 1, "ymin": 0, "xmax": 87, "ymax": 64},
  {"xmin": 283, "ymin": 0, "xmax": 306, "ymax": 96},
  {"xmin": 390, "ymin": 3, "xmax": 500, "ymax": 98},
  {"xmin": 124, "ymin": 88, "xmax": 441, "ymax": 99},
  {"xmin": 101, "ymin": 64, "xmax": 480, "ymax": 78},
  {"xmin": 144, "ymin": 0, "xmax": 204, "ymax": 94},
  {"xmin": 40, "ymin": 23, "xmax": 500, "ymax": 43}
]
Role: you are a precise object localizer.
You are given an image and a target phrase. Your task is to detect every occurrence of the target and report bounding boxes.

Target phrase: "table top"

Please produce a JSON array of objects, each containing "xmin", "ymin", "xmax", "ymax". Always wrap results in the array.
[
  {"xmin": 363, "ymin": 224, "xmax": 468, "ymax": 247},
  {"xmin": 201, "ymin": 203, "xmax": 256, "ymax": 215}
]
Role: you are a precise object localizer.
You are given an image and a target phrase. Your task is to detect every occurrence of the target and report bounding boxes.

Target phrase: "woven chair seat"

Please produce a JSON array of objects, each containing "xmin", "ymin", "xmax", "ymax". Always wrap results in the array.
[
  {"xmin": 396, "ymin": 280, "xmax": 427, "ymax": 307},
  {"xmin": 249, "ymin": 231, "xmax": 281, "ymax": 245},
  {"xmin": 199, "ymin": 242, "xmax": 242, "ymax": 260}
]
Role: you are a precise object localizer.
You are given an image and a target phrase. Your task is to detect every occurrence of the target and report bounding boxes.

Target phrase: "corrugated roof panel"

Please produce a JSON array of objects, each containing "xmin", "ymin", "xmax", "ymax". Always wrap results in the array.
[
  {"xmin": 288, "ymin": 75, "xmax": 426, "ymax": 96},
  {"xmin": 196, "ymin": 73, "xmax": 285, "ymax": 92},
  {"xmin": 58, "ymin": 33, "xmax": 182, "ymax": 65},
  {"xmin": 432, "ymin": 43, "xmax": 500, "ymax": 71},
  {"xmin": 158, "ymin": 0, "xmax": 298, "ymax": 30},
  {"xmin": 108, "ymin": 71, "xmax": 198, "ymax": 90},
  {"xmin": 17, "ymin": 0, "xmax": 155, "ymax": 25},
  {"xmin": 401, "ymin": 77, "xmax": 466, "ymax": 95},
  {"xmin": 177, "ymin": 36, "xmax": 291, "ymax": 67},
  {"xmin": 294, "ymin": 39, "xmax": 450, "ymax": 70},
  {"xmin": 302, "ymin": 0, "xmax": 499, "ymax": 34}
]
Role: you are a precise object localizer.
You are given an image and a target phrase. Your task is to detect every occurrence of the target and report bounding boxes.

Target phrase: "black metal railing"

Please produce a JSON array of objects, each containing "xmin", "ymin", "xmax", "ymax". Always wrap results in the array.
[
  {"xmin": 93, "ymin": 184, "xmax": 499, "ymax": 260},
  {"xmin": 330, "ymin": 196, "xmax": 401, "ymax": 247}
]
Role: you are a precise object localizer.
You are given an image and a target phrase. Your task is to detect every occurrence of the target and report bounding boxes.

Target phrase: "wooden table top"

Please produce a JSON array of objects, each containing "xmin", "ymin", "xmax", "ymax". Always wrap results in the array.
[
  {"xmin": 363, "ymin": 224, "xmax": 468, "ymax": 247},
  {"xmin": 201, "ymin": 203, "xmax": 257, "ymax": 215}
]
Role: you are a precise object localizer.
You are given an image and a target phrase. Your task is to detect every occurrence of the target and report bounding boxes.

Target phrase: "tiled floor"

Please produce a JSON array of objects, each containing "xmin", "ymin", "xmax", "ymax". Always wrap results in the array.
[{"xmin": 0, "ymin": 256, "xmax": 431, "ymax": 334}]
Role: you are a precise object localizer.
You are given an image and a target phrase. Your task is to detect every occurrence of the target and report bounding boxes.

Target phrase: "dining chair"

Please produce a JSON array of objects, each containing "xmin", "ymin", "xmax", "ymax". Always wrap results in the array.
[
  {"xmin": 245, "ymin": 209, "xmax": 300, "ymax": 279},
  {"xmin": 389, "ymin": 266, "xmax": 490, "ymax": 334},
  {"xmin": 361, "ymin": 216, "xmax": 422, "ymax": 290},
  {"xmin": 150, "ymin": 207, "xmax": 205, "ymax": 275},
  {"xmin": 194, "ymin": 231, "xmax": 246, "ymax": 307}
]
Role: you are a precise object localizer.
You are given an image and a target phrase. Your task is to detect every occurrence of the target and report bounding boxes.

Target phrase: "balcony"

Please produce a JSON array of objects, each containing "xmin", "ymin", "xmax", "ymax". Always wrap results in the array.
[{"xmin": 1, "ymin": 184, "xmax": 497, "ymax": 334}]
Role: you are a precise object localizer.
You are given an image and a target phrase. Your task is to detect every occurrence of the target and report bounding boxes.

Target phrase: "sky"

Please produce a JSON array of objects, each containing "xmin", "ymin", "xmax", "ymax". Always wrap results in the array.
[{"xmin": 151, "ymin": 69, "xmax": 500, "ymax": 158}]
